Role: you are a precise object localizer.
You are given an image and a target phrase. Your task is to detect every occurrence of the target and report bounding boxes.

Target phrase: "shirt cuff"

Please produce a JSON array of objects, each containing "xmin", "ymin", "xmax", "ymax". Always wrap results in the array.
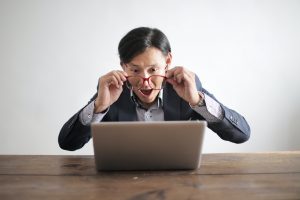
[
  {"xmin": 191, "ymin": 93, "xmax": 224, "ymax": 123},
  {"xmin": 79, "ymin": 100, "xmax": 108, "ymax": 125}
]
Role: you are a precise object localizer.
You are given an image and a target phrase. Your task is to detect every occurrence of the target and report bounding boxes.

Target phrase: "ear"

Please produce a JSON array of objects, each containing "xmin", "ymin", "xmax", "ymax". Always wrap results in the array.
[
  {"xmin": 120, "ymin": 62, "xmax": 126, "ymax": 70},
  {"xmin": 165, "ymin": 52, "xmax": 172, "ymax": 70}
]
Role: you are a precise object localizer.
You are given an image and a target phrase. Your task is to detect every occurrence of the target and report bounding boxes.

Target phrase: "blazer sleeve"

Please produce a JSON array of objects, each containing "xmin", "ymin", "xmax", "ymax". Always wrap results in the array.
[
  {"xmin": 58, "ymin": 94, "xmax": 97, "ymax": 151},
  {"xmin": 194, "ymin": 75, "xmax": 251, "ymax": 143}
]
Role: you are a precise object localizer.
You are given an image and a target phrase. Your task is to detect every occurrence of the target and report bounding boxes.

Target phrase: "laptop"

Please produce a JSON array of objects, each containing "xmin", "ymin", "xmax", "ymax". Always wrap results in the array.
[{"xmin": 91, "ymin": 120, "xmax": 206, "ymax": 171}]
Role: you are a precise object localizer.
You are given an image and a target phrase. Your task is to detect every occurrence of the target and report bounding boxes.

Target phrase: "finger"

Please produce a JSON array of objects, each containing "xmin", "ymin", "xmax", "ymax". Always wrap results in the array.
[
  {"xmin": 181, "ymin": 70, "xmax": 195, "ymax": 86},
  {"xmin": 115, "ymin": 70, "xmax": 128, "ymax": 82},
  {"xmin": 172, "ymin": 69, "xmax": 184, "ymax": 83},
  {"xmin": 176, "ymin": 73, "xmax": 183, "ymax": 83},
  {"xmin": 175, "ymin": 67, "xmax": 192, "ymax": 84},
  {"xmin": 166, "ymin": 67, "xmax": 179, "ymax": 78},
  {"xmin": 110, "ymin": 76, "xmax": 120, "ymax": 88},
  {"xmin": 112, "ymin": 71, "xmax": 124, "ymax": 86},
  {"xmin": 166, "ymin": 78, "xmax": 177, "ymax": 86},
  {"xmin": 120, "ymin": 71, "xmax": 128, "ymax": 81},
  {"xmin": 169, "ymin": 66, "xmax": 183, "ymax": 78}
]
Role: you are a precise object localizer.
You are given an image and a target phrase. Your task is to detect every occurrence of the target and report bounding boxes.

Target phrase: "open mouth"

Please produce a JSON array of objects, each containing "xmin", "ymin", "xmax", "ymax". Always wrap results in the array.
[{"xmin": 139, "ymin": 89, "xmax": 153, "ymax": 96}]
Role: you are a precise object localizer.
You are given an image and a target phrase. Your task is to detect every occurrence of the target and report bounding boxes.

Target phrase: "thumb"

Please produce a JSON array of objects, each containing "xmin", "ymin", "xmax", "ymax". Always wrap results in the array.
[{"xmin": 166, "ymin": 78, "xmax": 176, "ymax": 86}]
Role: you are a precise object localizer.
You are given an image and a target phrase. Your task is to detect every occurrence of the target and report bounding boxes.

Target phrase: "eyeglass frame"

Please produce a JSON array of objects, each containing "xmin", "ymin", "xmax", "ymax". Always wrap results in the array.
[
  {"xmin": 125, "ymin": 75, "xmax": 168, "ymax": 90},
  {"xmin": 124, "ymin": 64, "xmax": 169, "ymax": 90}
]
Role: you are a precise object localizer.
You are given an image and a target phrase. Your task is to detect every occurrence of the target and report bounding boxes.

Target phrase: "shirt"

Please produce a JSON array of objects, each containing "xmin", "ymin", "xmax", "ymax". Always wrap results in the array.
[{"xmin": 79, "ymin": 90, "xmax": 224, "ymax": 125}]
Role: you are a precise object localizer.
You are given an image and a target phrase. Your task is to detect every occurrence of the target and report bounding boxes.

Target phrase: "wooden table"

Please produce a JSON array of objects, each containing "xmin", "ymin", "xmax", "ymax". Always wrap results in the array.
[{"xmin": 0, "ymin": 152, "xmax": 299, "ymax": 200}]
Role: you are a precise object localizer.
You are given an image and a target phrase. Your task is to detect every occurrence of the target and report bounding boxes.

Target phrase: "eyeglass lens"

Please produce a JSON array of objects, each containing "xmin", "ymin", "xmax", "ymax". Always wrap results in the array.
[{"xmin": 126, "ymin": 76, "xmax": 166, "ymax": 90}]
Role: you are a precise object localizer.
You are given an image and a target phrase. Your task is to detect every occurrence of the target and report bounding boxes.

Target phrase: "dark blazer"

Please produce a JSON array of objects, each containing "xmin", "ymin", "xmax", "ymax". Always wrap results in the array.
[{"xmin": 58, "ymin": 76, "xmax": 251, "ymax": 151}]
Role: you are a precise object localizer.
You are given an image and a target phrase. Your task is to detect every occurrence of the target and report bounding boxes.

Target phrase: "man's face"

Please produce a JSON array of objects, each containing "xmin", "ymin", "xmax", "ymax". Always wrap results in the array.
[{"xmin": 122, "ymin": 47, "xmax": 172, "ymax": 107}]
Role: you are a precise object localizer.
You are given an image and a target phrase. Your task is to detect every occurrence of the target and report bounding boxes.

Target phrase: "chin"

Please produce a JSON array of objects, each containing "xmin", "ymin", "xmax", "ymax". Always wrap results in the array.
[{"xmin": 137, "ymin": 94, "xmax": 156, "ymax": 103}]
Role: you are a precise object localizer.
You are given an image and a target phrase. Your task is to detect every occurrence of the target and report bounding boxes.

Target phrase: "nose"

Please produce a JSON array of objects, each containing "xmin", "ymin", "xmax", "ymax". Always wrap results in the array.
[
  {"xmin": 140, "ymin": 72, "xmax": 151, "ymax": 88},
  {"xmin": 141, "ymin": 77, "xmax": 151, "ymax": 88}
]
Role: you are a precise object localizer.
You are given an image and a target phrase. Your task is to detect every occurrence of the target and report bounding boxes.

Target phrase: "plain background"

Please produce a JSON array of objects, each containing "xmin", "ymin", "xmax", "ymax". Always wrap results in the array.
[{"xmin": 0, "ymin": 0, "xmax": 299, "ymax": 155}]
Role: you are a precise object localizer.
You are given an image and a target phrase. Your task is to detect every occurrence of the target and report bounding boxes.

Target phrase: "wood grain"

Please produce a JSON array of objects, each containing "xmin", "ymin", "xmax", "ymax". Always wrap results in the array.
[
  {"xmin": 0, "ymin": 152, "xmax": 299, "ymax": 175},
  {"xmin": 0, "ymin": 173, "xmax": 299, "ymax": 200},
  {"xmin": 0, "ymin": 152, "xmax": 299, "ymax": 200}
]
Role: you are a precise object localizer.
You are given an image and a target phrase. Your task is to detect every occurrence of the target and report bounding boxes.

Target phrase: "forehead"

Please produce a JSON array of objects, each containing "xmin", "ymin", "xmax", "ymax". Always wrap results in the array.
[{"xmin": 129, "ymin": 47, "xmax": 166, "ymax": 67}]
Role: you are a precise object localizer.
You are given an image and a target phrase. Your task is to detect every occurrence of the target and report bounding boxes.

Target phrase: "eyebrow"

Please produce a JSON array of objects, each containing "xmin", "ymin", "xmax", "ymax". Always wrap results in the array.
[{"xmin": 128, "ymin": 63, "xmax": 158, "ymax": 68}]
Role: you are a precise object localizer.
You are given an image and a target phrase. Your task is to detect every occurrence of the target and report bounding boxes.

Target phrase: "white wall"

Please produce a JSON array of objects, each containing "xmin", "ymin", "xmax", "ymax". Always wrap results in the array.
[{"xmin": 0, "ymin": 0, "xmax": 299, "ymax": 155}]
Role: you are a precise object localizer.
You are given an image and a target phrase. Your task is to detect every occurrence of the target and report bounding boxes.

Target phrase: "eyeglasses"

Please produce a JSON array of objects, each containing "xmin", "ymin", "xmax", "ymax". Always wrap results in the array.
[{"xmin": 126, "ymin": 75, "xmax": 167, "ymax": 90}]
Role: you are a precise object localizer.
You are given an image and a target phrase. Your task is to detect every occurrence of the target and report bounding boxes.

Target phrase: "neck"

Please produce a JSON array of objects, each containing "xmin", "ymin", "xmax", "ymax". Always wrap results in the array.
[{"xmin": 137, "ymin": 98, "xmax": 156, "ymax": 110}]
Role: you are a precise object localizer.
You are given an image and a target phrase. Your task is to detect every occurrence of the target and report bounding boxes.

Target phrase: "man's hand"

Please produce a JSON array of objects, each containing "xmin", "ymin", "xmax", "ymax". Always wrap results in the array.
[
  {"xmin": 166, "ymin": 66, "xmax": 202, "ymax": 106},
  {"xmin": 94, "ymin": 70, "xmax": 127, "ymax": 113}
]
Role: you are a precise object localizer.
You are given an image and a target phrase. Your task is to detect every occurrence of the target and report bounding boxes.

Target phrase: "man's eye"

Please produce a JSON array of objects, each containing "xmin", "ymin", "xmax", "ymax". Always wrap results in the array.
[
  {"xmin": 131, "ymin": 69, "xmax": 139, "ymax": 73},
  {"xmin": 151, "ymin": 68, "xmax": 158, "ymax": 72}
]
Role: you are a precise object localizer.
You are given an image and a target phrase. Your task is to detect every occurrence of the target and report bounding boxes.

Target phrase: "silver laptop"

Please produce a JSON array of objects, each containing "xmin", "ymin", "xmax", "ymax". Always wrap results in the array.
[{"xmin": 91, "ymin": 121, "xmax": 206, "ymax": 171}]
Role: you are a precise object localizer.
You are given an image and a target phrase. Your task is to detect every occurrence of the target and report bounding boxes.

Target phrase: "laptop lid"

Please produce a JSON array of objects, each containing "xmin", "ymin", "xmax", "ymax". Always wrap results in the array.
[{"xmin": 92, "ymin": 120, "xmax": 206, "ymax": 171}]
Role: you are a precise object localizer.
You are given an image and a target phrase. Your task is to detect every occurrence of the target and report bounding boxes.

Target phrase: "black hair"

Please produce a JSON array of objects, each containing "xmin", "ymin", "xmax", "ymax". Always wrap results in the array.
[{"xmin": 118, "ymin": 27, "xmax": 171, "ymax": 64}]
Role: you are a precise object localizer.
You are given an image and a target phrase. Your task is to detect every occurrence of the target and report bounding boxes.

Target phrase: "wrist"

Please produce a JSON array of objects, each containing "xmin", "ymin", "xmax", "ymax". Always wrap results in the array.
[
  {"xmin": 94, "ymin": 100, "xmax": 109, "ymax": 113},
  {"xmin": 189, "ymin": 92, "xmax": 205, "ymax": 108}
]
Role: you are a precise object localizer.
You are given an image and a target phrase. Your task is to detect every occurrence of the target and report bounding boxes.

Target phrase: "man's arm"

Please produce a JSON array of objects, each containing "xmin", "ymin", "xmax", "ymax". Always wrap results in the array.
[
  {"xmin": 192, "ymin": 75, "xmax": 250, "ymax": 143},
  {"xmin": 199, "ymin": 88, "xmax": 251, "ymax": 143},
  {"xmin": 58, "ymin": 94, "xmax": 98, "ymax": 151}
]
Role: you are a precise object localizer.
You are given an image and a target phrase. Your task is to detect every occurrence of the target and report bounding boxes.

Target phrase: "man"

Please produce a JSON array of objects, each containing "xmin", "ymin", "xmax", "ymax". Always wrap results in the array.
[{"xmin": 59, "ymin": 27, "xmax": 251, "ymax": 151}]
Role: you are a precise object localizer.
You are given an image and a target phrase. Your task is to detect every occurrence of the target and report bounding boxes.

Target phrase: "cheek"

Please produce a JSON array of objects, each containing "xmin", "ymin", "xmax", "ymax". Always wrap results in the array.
[
  {"xmin": 132, "ymin": 88, "xmax": 139, "ymax": 94},
  {"xmin": 151, "ymin": 89, "xmax": 160, "ymax": 97}
]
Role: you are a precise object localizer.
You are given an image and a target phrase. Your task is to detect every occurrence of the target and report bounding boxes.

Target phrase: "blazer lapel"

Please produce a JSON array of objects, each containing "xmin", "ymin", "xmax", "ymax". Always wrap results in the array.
[
  {"xmin": 163, "ymin": 84, "xmax": 181, "ymax": 121},
  {"xmin": 118, "ymin": 103, "xmax": 137, "ymax": 121},
  {"xmin": 116, "ymin": 84, "xmax": 181, "ymax": 121},
  {"xmin": 118, "ymin": 87, "xmax": 137, "ymax": 121}
]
